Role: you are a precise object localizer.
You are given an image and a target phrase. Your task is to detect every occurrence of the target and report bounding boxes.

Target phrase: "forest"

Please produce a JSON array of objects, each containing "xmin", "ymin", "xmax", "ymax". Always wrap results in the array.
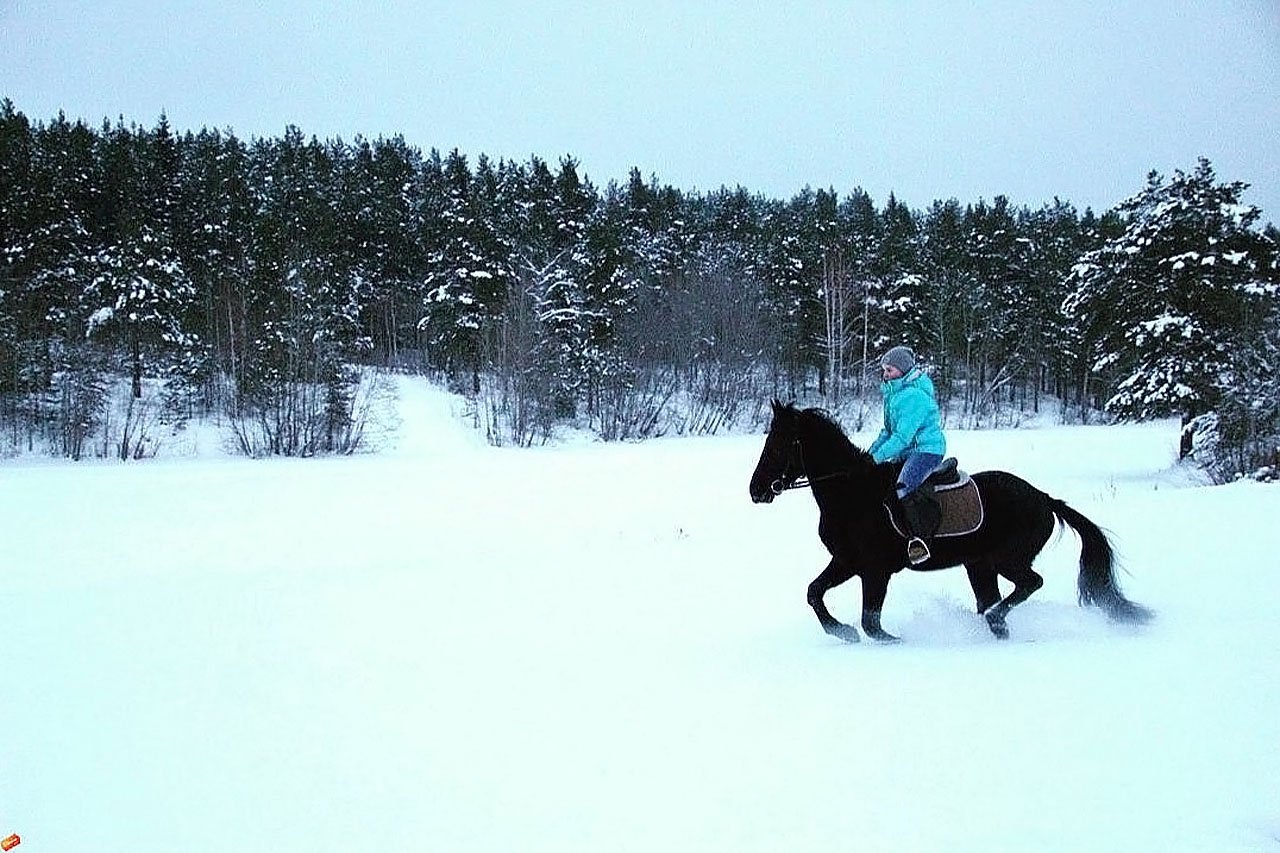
[{"xmin": 1, "ymin": 100, "xmax": 1276, "ymax": 478}]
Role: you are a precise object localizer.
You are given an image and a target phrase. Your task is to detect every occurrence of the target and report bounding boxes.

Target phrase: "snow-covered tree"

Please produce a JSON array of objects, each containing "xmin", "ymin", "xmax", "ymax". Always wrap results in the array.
[
  {"xmin": 341, "ymin": 135, "xmax": 425, "ymax": 366},
  {"xmin": 173, "ymin": 127, "xmax": 252, "ymax": 409},
  {"xmin": 3, "ymin": 113, "xmax": 99, "ymax": 365},
  {"xmin": 418, "ymin": 150, "xmax": 512, "ymax": 393},
  {"xmin": 1063, "ymin": 158, "xmax": 1278, "ymax": 455},
  {"xmin": 874, "ymin": 193, "xmax": 926, "ymax": 337},
  {"xmin": 755, "ymin": 188, "xmax": 838, "ymax": 395},
  {"xmin": 8, "ymin": 98, "xmax": 1280, "ymax": 453},
  {"xmin": 1018, "ymin": 200, "xmax": 1090, "ymax": 413},
  {"xmin": 919, "ymin": 198, "xmax": 970, "ymax": 393},
  {"xmin": 836, "ymin": 188, "xmax": 885, "ymax": 399},
  {"xmin": 85, "ymin": 225, "xmax": 196, "ymax": 397}
]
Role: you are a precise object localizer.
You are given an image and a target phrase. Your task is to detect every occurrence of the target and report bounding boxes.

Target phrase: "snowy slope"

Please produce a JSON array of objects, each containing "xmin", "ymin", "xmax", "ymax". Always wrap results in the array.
[{"xmin": 0, "ymin": 375, "xmax": 1276, "ymax": 851}]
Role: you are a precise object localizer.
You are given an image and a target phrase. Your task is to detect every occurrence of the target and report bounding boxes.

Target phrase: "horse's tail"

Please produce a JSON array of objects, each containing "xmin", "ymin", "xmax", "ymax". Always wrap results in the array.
[{"xmin": 1049, "ymin": 496, "xmax": 1153, "ymax": 624}]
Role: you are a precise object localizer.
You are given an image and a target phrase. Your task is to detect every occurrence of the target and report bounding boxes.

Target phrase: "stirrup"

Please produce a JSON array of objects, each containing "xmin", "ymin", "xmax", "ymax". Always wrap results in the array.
[{"xmin": 906, "ymin": 537, "xmax": 931, "ymax": 565}]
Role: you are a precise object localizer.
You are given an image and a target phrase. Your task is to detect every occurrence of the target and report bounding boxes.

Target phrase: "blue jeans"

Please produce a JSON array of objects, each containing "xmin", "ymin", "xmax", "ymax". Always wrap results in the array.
[{"xmin": 896, "ymin": 452, "xmax": 945, "ymax": 499}]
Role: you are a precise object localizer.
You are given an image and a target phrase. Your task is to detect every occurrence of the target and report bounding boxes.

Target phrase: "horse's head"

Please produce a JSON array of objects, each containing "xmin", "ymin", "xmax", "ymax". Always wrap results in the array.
[
  {"xmin": 750, "ymin": 401, "xmax": 879, "ymax": 504},
  {"xmin": 750, "ymin": 400, "xmax": 805, "ymax": 504}
]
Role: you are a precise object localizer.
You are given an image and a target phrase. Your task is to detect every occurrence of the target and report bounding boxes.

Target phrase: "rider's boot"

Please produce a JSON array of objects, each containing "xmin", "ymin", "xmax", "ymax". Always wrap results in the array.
[{"xmin": 900, "ymin": 489, "xmax": 937, "ymax": 565}]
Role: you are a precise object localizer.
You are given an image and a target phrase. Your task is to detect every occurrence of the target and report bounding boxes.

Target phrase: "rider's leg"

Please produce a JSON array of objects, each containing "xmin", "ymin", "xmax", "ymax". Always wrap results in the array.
[
  {"xmin": 896, "ymin": 451, "xmax": 944, "ymax": 499},
  {"xmin": 897, "ymin": 452, "xmax": 944, "ymax": 564}
]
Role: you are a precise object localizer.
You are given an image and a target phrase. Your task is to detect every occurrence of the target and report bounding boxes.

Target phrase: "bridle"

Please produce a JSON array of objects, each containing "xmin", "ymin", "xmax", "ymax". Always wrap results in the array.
[{"xmin": 769, "ymin": 433, "xmax": 851, "ymax": 495}]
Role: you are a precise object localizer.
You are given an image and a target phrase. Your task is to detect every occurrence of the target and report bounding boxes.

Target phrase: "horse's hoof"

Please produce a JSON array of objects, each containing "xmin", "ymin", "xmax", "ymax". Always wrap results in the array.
[
  {"xmin": 864, "ymin": 627, "xmax": 901, "ymax": 644},
  {"xmin": 985, "ymin": 611, "xmax": 1010, "ymax": 640},
  {"xmin": 826, "ymin": 623, "xmax": 861, "ymax": 643}
]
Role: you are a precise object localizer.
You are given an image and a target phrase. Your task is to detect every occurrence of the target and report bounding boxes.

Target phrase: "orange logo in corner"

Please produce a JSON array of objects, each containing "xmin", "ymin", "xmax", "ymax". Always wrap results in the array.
[{"xmin": 1, "ymin": 833, "xmax": 19, "ymax": 851}]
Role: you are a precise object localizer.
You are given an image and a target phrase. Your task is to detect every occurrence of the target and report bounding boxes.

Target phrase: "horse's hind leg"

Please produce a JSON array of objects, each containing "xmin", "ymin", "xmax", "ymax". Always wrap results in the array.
[
  {"xmin": 984, "ymin": 559, "xmax": 1045, "ymax": 639},
  {"xmin": 808, "ymin": 558, "xmax": 861, "ymax": 643},
  {"xmin": 964, "ymin": 559, "xmax": 1002, "ymax": 616}
]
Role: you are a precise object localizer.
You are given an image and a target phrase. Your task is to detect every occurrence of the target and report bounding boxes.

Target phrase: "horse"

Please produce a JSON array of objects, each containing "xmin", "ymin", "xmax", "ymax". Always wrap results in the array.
[{"xmin": 748, "ymin": 400, "xmax": 1152, "ymax": 642}]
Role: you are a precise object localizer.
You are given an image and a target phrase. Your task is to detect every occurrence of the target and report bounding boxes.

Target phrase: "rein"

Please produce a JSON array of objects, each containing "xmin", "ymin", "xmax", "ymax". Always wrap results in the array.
[{"xmin": 772, "ymin": 470, "xmax": 850, "ymax": 494}]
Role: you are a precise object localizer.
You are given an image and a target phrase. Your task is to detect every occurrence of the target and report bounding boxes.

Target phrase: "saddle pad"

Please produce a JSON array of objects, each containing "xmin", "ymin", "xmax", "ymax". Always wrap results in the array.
[{"xmin": 886, "ymin": 478, "xmax": 984, "ymax": 539}]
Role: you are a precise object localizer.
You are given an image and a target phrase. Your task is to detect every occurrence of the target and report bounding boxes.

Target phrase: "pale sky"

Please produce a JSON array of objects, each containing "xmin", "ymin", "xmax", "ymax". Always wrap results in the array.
[{"xmin": 3, "ymin": 1, "xmax": 1278, "ymax": 221}]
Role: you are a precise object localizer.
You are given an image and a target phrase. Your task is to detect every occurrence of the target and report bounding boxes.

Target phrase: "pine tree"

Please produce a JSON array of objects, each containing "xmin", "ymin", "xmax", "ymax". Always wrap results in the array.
[
  {"xmin": 960, "ymin": 196, "xmax": 1031, "ymax": 419},
  {"xmin": 418, "ymin": 149, "xmax": 511, "ymax": 393},
  {"xmin": 1020, "ymin": 199, "xmax": 1086, "ymax": 415},
  {"xmin": 84, "ymin": 225, "xmax": 196, "ymax": 398},
  {"xmin": 530, "ymin": 158, "xmax": 602, "ymax": 417},
  {"xmin": 919, "ymin": 198, "xmax": 971, "ymax": 404},
  {"xmin": 234, "ymin": 128, "xmax": 367, "ymax": 453},
  {"xmin": 79, "ymin": 117, "xmax": 197, "ymax": 400},
  {"xmin": 874, "ymin": 194, "xmax": 926, "ymax": 373},
  {"xmin": 173, "ymin": 127, "xmax": 252, "ymax": 411},
  {"xmin": 0, "ymin": 99, "xmax": 35, "ymax": 429},
  {"xmin": 342, "ymin": 135, "xmax": 425, "ymax": 366},
  {"xmin": 838, "ymin": 188, "xmax": 883, "ymax": 380},
  {"xmin": 756, "ymin": 187, "xmax": 835, "ymax": 396},
  {"xmin": 579, "ymin": 182, "xmax": 642, "ymax": 429},
  {"xmin": 2, "ymin": 113, "xmax": 98, "ymax": 378},
  {"xmin": 1063, "ymin": 158, "xmax": 1279, "ymax": 456}
]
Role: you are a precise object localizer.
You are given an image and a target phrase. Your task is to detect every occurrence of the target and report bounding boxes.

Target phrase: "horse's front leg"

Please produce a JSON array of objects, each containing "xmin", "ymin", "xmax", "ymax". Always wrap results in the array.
[
  {"xmin": 807, "ymin": 559, "xmax": 860, "ymax": 643},
  {"xmin": 859, "ymin": 570, "xmax": 901, "ymax": 643}
]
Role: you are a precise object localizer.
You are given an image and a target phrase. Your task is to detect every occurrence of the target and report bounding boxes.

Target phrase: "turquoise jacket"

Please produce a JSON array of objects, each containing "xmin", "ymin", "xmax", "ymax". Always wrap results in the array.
[{"xmin": 868, "ymin": 369, "xmax": 946, "ymax": 463}]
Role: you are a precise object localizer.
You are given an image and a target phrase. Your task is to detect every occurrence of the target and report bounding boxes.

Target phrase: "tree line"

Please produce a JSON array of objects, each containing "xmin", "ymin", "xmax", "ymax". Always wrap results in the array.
[{"xmin": 1, "ymin": 101, "xmax": 1276, "ymax": 477}]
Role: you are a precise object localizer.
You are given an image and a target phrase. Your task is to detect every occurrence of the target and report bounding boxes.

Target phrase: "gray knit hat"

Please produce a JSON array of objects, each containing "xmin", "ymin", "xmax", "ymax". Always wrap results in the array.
[{"xmin": 880, "ymin": 345, "xmax": 916, "ymax": 375}]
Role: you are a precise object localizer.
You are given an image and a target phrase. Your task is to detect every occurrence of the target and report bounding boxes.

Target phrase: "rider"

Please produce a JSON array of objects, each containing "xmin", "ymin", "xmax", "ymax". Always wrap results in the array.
[{"xmin": 868, "ymin": 345, "xmax": 946, "ymax": 564}]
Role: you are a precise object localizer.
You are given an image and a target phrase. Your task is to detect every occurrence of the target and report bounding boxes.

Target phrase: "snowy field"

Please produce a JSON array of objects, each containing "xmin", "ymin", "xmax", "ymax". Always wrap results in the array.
[{"xmin": 1, "ymin": 375, "xmax": 1278, "ymax": 851}]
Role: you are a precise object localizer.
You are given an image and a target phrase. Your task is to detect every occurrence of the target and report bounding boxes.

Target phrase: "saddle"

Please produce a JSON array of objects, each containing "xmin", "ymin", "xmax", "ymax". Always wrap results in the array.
[{"xmin": 885, "ymin": 457, "xmax": 984, "ymax": 539}]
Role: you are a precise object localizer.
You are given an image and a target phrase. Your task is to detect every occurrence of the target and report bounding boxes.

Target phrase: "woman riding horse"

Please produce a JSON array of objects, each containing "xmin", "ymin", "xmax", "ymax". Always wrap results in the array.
[
  {"xmin": 868, "ymin": 345, "xmax": 945, "ymax": 564},
  {"xmin": 749, "ymin": 400, "xmax": 1151, "ymax": 642}
]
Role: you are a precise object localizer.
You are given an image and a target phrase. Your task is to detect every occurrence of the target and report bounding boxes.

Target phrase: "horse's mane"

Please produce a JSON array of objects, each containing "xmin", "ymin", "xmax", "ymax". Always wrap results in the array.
[{"xmin": 795, "ymin": 406, "xmax": 874, "ymax": 465}]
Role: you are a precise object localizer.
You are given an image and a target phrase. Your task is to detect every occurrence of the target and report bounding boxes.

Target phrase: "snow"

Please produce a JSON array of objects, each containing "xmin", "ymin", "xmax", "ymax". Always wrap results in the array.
[
  {"xmin": 1, "ymin": 375, "xmax": 1278, "ymax": 851},
  {"xmin": 86, "ymin": 306, "xmax": 114, "ymax": 331},
  {"xmin": 1135, "ymin": 313, "xmax": 1197, "ymax": 344}
]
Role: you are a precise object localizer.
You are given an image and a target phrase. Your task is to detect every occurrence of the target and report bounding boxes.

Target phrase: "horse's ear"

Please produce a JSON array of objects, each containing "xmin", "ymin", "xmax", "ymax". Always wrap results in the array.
[{"xmin": 771, "ymin": 398, "xmax": 783, "ymax": 413}]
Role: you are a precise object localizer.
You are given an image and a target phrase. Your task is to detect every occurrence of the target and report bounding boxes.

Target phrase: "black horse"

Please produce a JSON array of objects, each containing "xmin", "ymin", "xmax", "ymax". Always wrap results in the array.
[{"xmin": 749, "ymin": 401, "xmax": 1152, "ymax": 642}]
